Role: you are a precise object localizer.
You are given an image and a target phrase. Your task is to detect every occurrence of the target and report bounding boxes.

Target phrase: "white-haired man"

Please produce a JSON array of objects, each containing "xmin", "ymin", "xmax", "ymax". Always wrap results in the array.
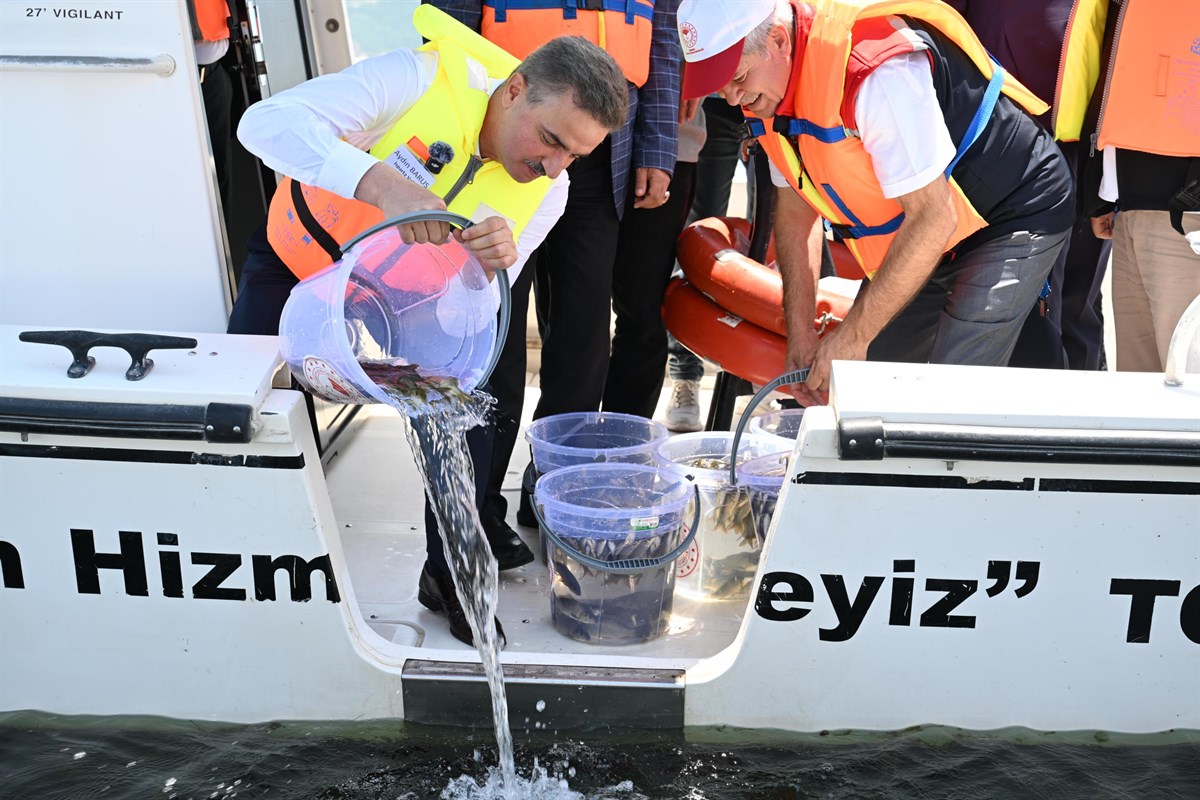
[{"xmin": 677, "ymin": 0, "xmax": 1075, "ymax": 404}]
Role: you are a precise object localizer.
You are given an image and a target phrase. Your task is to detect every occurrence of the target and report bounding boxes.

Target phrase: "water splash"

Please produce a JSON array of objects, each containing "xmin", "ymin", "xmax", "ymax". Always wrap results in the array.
[
  {"xmin": 440, "ymin": 758, "xmax": 644, "ymax": 800},
  {"xmin": 402, "ymin": 393, "xmax": 517, "ymax": 794}
]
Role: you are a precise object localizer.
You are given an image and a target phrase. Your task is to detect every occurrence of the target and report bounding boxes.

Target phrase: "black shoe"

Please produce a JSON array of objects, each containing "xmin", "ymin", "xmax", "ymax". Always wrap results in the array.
[
  {"xmin": 417, "ymin": 563, "xmax": 506, "ymax": 648},
  {"xmin": 516, "ymin": 467, "xmax": 538, "ymax": 528},
  {"xmin": 484, "ymin": 518, "xmax": 535, "ymax": 571}
]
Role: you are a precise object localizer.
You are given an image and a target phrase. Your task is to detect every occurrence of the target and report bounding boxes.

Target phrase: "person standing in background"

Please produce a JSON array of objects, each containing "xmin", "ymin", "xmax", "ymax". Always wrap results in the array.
[
  {"xmin": 1065, "ymin": 0, "xmax": 1200, "ymax": 372},
  {"xmin": 603, "ymin": 93, "xmax": 707, "ymax": 420},
  {"xmin": 662, "ymin": 96, "xmax": 746, "ymax": 432},
  {"xmin": 190, "ymin": 0, "xmax": 234, "ymax": 208},
  {"xmin": 430, "ymin": 0, "xmax": 681, "ymax": 530}
]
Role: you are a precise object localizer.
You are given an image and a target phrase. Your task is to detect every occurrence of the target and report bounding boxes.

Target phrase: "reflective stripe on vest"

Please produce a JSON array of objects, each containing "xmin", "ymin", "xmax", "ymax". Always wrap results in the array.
[
  {"xmin": 189, "ymin": 0, "xmax": 230, "ymax": 43},
  {"xmin": 752, "ymin": 0, "xmax": 1036, "ymax": 278},
  {"xmin": 481, "ymin": 0, "xmax": 654, "ymax": 86},
  {"xmin": 266, "ymin": 5, "xmax": 553, "ymax": 280}
]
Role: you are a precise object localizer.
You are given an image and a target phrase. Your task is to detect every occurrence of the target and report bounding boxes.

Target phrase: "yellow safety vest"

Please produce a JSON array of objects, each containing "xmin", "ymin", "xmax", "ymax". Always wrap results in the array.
[{"xmin": 267, "ymin": 5, "xmax": 552, "ymax": 279}]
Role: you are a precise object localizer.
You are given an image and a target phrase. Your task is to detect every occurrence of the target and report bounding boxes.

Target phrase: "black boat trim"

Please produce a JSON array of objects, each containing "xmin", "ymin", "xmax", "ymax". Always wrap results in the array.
[
  {"xmin": 0, "ymin": 442, "xmax": 304, "ymax": 469},
  {"xmin": 837, "ymin": 417, "xmax": 1200, "ymax": 467},
  {"xmin": 0, "ymin": 397, "xmax": 254, "ymax": 443},
  {"xmin": 796, "ymin": 472, "xmax": 1199, "ymax": 495}
]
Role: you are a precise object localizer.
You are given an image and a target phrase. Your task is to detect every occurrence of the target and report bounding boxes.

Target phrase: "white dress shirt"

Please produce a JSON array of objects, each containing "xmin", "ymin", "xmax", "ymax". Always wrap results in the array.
[{"xmin": 238, "ymin": 47, "xmax": 568, "ymax": 280}]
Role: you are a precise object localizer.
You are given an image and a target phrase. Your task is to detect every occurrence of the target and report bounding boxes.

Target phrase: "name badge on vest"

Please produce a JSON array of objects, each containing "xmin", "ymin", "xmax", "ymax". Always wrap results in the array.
[{"xmin": 386, "ymin": 136, "xmax": 439, "ymax": 190}]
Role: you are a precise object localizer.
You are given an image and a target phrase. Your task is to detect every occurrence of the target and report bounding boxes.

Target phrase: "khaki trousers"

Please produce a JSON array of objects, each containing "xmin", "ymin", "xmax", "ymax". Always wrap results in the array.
[{"xmin": 1110, "ymin": 210, "xmax": 1200, "ymax": 372}]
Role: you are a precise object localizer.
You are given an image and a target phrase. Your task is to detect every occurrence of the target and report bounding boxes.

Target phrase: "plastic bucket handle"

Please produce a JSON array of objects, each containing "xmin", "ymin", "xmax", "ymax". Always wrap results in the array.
[
  {"xmin": 534, "ymin": 484, "xmax": 701, "ymax": 575},
  {"xmin": 341, "ymin": 211, "xmax": 512, "ymax": 389},
  {"xmin": 728, "ymin": 368, "xmax": 809, "ymax": 485}
]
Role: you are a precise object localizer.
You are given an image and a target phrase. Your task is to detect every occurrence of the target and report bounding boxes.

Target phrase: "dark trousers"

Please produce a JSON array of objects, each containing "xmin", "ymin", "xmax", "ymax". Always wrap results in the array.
[
  {"xmin": 604, "ymin": 162, "xmax": 698, "ymax": 417},
  {"xmin": 226, "ymin": 223, "xmax": 297, "ymax": 335},
  {"xmin": 478, "ymin": 142, "xmax": 622, "ymax": 522},
  {"xmin": 477, "ymin": 260, "xmax": 535, "ymax": 525},
  {"xmin": 200, "ymin": 60, "xmax": 233, "ymax": 209},
  {"xmin": 1008, "ymin": 141, "xmax": 1111, "ymax": 370},
  {"xmin": 689, "ymin": 97, "xmax": 746, "ymax": 225},
  {"xmin": 867, "ymin": 229, "xmax": 1070, "ymax": 366},
  {"xmin": 531, "ymin": 141, "xmax": 623, "ymax": 418}
]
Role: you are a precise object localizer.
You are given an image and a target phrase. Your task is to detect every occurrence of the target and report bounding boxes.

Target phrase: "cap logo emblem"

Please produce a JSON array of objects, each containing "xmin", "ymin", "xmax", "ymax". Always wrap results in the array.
[{"xmin": 680, "ymin": 21, "xmax": 699, "ymax": 53}]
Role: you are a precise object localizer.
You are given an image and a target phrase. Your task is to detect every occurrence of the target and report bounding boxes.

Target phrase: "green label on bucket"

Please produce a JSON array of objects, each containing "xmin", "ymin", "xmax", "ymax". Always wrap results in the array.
[{"xmin": 630, "ymin": 515, "xmax": 659, "ymax": 531}]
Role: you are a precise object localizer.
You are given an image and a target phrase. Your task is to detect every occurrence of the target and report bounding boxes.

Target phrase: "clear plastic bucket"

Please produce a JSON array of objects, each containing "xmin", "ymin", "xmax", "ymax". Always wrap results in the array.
[
  {"xmin": 748, "ymin": 408, "xmax": 805, "ymax": 447},
  {"xmin": 278, "ymin": 214, "xmax": 501, "ymax": 415},
  {"xmin": 535, "ymin": 463, "xmax": 695, "ymax": 645},
  {"xmin": 525, "ymin": 412, "xmax": 668, "ymax": 474},
  {"xmin": 654, "ymin": 432, "xmax": 790, "ymax": 602},
  {"xmin": 736, "ymin": 451, "xmax": 790, "ymax": 546}
]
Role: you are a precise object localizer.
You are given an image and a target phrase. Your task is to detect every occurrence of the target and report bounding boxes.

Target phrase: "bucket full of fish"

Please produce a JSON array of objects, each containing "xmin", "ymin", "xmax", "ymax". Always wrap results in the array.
[
  {"xmin": 736, "ymin": 451, "xmax": 791, "ymax": 545},
  {"xmin": 524, "ymin": 412, "xmax": 669, "ymax": 559},
  {"xmin": 278, "ymin": 212, "xmax": 508, "ymax": 415},
  {"xmin": 534, "ymin": 463, "xmax": 698, "ymax": 645},
  {"xmin": 654, "ymin": 432, "xmax": 790, "ymax": 602}
]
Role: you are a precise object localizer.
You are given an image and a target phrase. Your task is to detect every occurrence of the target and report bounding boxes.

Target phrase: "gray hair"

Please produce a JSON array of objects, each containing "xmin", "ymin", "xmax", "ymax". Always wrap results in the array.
[
  {"xmin": 516, "ymin": 36, "xmax": 628, "ymax": 131},
  {"xmin": 743, "ymin": 0, "xmax": 794, "ymax": 58}
]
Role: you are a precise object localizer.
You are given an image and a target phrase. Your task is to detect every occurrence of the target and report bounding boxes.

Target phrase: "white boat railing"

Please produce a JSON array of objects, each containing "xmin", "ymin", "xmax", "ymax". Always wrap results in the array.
[{"xmin": 0, "ymin": 54, "xmax": 176, "ymax": 76}]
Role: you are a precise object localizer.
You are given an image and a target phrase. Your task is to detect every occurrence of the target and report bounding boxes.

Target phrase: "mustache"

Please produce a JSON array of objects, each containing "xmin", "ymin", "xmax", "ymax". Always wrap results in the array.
[{"xmin": 525, "ymin": 160, "xmax": 546, "ymax": 177}]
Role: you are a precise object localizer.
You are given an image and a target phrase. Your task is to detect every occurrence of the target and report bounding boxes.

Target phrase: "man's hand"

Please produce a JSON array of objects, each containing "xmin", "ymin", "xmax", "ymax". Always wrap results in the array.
[
  {"xmin": 354, "ymin": 161, "xmax": 450, "ymax": 244},
  {"xmin": 454, "ymin": 216, "xmax": 517, "ymax": 278},
  {"xmin": 785, "ymin": 320, "xmax": 825, "ymax": 407},
  {"xmin": 633, "ymin": 167, "xmax": 672, "ymax": 209},
  {"xmin": 800, "ymin": 322, "xmax": 870, "ymax": 406},
  {"xmin": 1091, "ymin": 211, "xmax": 1116, "ymax": 240},
  {"xmin": 799, "ymin": 177, "xmax": 957, "ymax": 404},
  {"xmin": 680, "ymin": 96, "xmax": 701, "ymax": 124}
]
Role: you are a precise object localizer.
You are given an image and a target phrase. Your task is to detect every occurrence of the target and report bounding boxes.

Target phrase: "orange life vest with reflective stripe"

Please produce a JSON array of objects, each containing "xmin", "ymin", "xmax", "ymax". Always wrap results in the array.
[
  {"xmin": 481, "ymin": 0, "xmax": 654, "ymax": 86},
  {"xmin": 1055, "ymin": 0, "xmax": 1200, "ymax": 157},
  {"xmin": 189, "ymin": 0, "xmax": 230, "ymax": 42},
  {"xmin": 753, "ymin": 0, "xmax": 1047, "ymax": 278},
  {"xmin": 266, "ymin": 5, "xmax": 552, "ymax": 280}
]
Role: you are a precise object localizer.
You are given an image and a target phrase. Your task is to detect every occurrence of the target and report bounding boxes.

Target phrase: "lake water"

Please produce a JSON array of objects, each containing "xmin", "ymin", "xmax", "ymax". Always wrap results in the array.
[{"xmin": 2, "ymin": 713, "xmax": 1197, "ymax": 799}]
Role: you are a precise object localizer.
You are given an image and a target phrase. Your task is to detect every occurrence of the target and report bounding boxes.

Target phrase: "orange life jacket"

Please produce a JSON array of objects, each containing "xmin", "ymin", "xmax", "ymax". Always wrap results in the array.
[
  {"xmin": 1093, "ymin": 0, "xmax": 1199, "ymax": 158},
  {"xmin": 751, "ymin": 0, "xmax": 1047, "ymax": 278},
  {"xmin": 189, "ymin": 0, "xmax": 230, "ymax": 43},
  {"xmin": 480, "ymin": 0, "xmax": 654, "ymax": 86}
]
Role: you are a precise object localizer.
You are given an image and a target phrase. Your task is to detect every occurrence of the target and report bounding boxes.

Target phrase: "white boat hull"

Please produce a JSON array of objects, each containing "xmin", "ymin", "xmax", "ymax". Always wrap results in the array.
[{"xmin": 1, "ymin": 331, "xmax": 1196, "ymax": 733}]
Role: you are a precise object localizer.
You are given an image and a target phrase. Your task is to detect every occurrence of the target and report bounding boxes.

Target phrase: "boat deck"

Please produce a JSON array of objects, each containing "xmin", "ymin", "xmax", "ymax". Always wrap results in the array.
[{"xmin": 325, "ymin": 384, "xmax": 753, "ymax": 660}]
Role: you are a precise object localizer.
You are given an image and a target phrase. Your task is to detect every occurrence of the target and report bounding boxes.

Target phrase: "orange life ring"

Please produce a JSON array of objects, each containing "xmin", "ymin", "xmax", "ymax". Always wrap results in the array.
[
  {"xmin": 661, "ymin": 277, "xmax": 856, "ymax": 387},
  {"xmin": 676, "ymin": 218, "xmax": 865, "ymax": 336}
]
